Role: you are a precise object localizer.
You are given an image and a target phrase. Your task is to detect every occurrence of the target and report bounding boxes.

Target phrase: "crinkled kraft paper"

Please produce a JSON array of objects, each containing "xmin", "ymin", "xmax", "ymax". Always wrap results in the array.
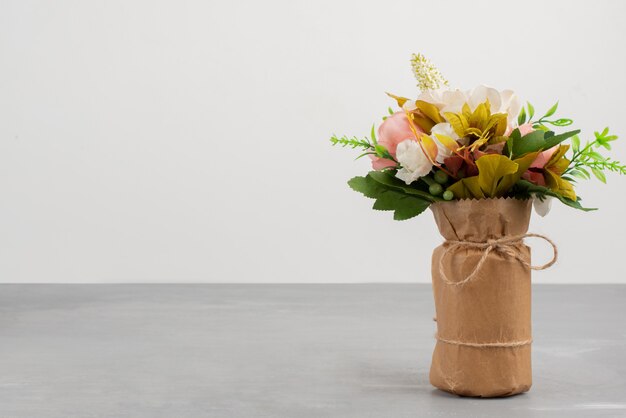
[{"xmin": 430, "ymin": 198, "xmax": 533, "ymax": 397}]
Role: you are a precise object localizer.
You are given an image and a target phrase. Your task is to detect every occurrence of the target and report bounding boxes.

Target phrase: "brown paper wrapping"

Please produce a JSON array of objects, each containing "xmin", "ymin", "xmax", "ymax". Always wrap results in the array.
[{"xmin": 429, "ymin": 198, "xmax": 533, "ymax": 397}]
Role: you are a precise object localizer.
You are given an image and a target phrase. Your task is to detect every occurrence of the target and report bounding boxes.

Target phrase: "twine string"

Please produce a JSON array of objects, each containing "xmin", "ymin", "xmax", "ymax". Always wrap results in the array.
[{"xmin": 435, "ymin": 334, "xmax": 533, "ymax": 348}]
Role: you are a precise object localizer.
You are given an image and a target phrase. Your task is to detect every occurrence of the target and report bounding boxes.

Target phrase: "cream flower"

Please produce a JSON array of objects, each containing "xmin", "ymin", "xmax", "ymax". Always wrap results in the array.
[
  {"xmin": 418, "ymin": 88, "xmax": 466, "ymax": 114},
  {"xmin": 395, "ymin": 140, "xmax": 433, "ymax": 184},
  {"xmin": 468, "ymin": 85, "xmax": 521, "ymax": 127},
  {"xmin": 430, "ymin": 122, "xmax": 462, "ymax": 163}
]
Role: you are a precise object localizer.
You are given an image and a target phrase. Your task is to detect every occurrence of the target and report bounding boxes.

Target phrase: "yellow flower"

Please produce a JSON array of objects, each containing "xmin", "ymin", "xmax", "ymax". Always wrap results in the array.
[
  {"xmin": 543, "ymin": 145, "xmax": 576, "ymax": 200},
  {"xmin": 444, "ymin": 100, "xmax": 508, "ymax": 152}
]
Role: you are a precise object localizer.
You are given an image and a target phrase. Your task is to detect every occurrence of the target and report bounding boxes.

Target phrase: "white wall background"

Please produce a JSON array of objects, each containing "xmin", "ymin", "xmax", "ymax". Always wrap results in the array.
[{"xmin": 1, "ymin": 0, "xmax": 625, "ymax": 283}]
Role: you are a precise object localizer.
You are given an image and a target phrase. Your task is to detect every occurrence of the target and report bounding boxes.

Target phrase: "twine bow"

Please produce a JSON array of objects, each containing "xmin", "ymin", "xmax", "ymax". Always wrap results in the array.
[{"xmin": 438, "ymin": 233, "xmax": 558, "ymax": 286}]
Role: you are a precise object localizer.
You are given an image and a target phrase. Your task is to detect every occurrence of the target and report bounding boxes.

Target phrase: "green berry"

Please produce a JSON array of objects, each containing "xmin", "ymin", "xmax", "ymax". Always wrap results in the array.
[
  {"xmin": 429, "ymin": 183, "xmax": 443, "ymax": 196},
  {"xmin": 443, "ymin": 190, "xmax": 454, "ymax": 201},
  {"xmin": 434, "ymin": 170, "xmax": 448, "ymax": 184}
]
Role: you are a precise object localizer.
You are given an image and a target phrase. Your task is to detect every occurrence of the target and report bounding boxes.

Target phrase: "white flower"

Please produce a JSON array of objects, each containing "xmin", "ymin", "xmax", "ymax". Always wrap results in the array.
[
  {"xmin": 418, "ymin": 88, "xmax": 467, "ymax": 114},
  {"xmin": 467, "ymin": 85, "xmax": 521, "ymax": 127},
  {"xmin": 402, "ymin": 100, "xmax": 417, "ymax": 112},
  {"xmin": 418, "ymin": 85, "xmax": 521, "ymax": 129},
  {"xmin": 430, "ymin": 122, "xmax": 462, "ymax": 163},
  {"xmin": 533, "ymin": 196, "xmax": 553, "ymax": 217},
  {"xmin": 395, "ymin": 140, "xmax": 434, "ymax": 185}
]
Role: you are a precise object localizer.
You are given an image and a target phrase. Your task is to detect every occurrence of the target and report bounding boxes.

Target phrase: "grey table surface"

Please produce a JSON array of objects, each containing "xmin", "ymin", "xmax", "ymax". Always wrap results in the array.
[{"xmin": 0, "ymin": 284, "xmax": 625, "ymax": 418}]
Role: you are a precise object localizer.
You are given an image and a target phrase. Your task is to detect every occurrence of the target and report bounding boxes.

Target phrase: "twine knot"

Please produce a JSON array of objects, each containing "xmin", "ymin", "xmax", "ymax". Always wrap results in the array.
[{"xmin": 438, "ymin": 233, "xmax": 558, "ymax": 286}]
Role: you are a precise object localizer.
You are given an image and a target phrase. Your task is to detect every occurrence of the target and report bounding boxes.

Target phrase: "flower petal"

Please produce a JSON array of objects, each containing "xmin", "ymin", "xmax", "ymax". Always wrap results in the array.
[{"xmin": 533, "ymin": 196, "xmax": 553, "ymax": 217}]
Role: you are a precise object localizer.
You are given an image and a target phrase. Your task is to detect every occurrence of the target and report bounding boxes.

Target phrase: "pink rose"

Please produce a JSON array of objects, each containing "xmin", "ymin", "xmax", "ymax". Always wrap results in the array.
[
  {"xmin": 505, "ymin": 122, "xmax": 534, "ymax": 137},
  {"xmin": 370, "ymin": 112, "xmax": 422, "ymax": 170},
  {"xmin": 516, "ymin": 122, "xmax": 556, "ymax": 186},
  {"xmin": 504, "ymin": 123, "xmax": 534, "ymax": 136},
  {"xmin": 531, "ymin": 146, "xmax": 558, "ymax": 169},
  {"xmin": 518, "ymin": 122, "xmax": 534, "ymax": 136},
  {"xmin": 522, "ymin": 146, "xmax": 558, "ymax": 186}
]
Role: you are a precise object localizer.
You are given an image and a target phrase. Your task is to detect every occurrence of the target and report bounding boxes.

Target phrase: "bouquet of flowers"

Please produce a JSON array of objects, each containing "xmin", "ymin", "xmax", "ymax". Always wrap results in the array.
[
  {"xmin": 331, "ymin": 53, "xmax": 625, "ymax": 220},
  {"xmin": 330, "ymin": 54, "xmax": 626, "ymax": 398}
]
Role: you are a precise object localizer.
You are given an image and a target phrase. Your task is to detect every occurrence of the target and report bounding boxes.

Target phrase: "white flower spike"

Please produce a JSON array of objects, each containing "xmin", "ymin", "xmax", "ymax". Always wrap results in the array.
[{"xmin": 411, "ymin": 53, "xmax": 448, "ymax": 92}]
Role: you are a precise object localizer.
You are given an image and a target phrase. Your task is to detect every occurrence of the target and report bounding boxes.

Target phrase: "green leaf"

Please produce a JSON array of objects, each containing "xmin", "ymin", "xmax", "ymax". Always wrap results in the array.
[
  {"xmin": 512, "ymin": 129, "xmax": 581, "ymax": 157},
  {"xmin": 475, "ymin": 154, "xmax": 519, "ymax": 197},
  {"xmin": 504, "ymin": 128, "xmax": 521, "ymax": 158},
  {"xmin": 330, "ymin": 134, "xmax": 372, "ymax": 149},
  {"xmin": 392, "ymin": 196, "xmax": 431, "ymax": 220},
  {"xmin": 517, "ymin": 107, "xmax": 527, "ymax": 126},
  {"xmin": 587, "ymin": 150, "xmax": 605, "ymax": 161},
  {"xmin": 371, "ymin": 124, "xmax": 378, "ymax": 145},
  {"xmin": 448, "ymin": 154, "xmax": 527, "ymax": 199},
  {"xmin": 515, "ymin": 180, "xmax": 596, "ymax": 211},
  {"xmin": 542, "ymin": 129, "xmax": 581, "ymax": 150},
  {"xmin": 355, "ymin": 151, "xmax": 376, "ymax": 160},
  {"xmin": 388, "ymin": 107, "xmax": 394, "ymax": 115},
  {"xmin": 371, "ymin": 190, "xmax": 431, "ymax": 220},
  {"xmin": 348, "ymin": 175, "xmax": 385, "ymax": 199},
  {"xmin": 368, "ymin": 170, "xmax": 441, "ymax": 201},
  {"xmin": 511, "ymin": 130, "xmax": 546, "ymax": 157},
  {"xmin": 497, "ymin": 152, "xmax": 540, "ymax": 195},
  {"xmin": 372, "ymin": 190, "xmax": 403, "ymax": 210},
  {"xmin": 348, "ymin": 173, "xmax": 432, "ymax": 220},
  {"xmin": 374, "ymin": 144, "xmax": 387, "ymax": 157},
  {"xmin": 595, "ymin": 128, "xmax": 618, "ymax": 147},
  {"xmin": 591, "ymin": 168, "xmax": 607, "ymax": 183},
  {"xmin": 546, "ymin": 118, "xmax": 573, "ymax": 127},
  {"xmin": 571, "ymin": 135, "xmax": 580, "ymax": 152},
  {"xmin": 543, "ymin": 101, "xmax": 559, "ymax": 118},
  {"xmin": 527, "ymin": 102, "xmax": 535, "ymax": 121}
]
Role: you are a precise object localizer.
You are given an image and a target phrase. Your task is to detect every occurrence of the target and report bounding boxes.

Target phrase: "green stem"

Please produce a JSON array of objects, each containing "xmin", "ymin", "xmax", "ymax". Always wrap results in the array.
[
  {"xmin": 572, "ymin": 141, "xmax": 594, "ymax": 162},
  {"xmin": 420, "ymin": 176, "xmax": 436, "ymax": 187}
]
